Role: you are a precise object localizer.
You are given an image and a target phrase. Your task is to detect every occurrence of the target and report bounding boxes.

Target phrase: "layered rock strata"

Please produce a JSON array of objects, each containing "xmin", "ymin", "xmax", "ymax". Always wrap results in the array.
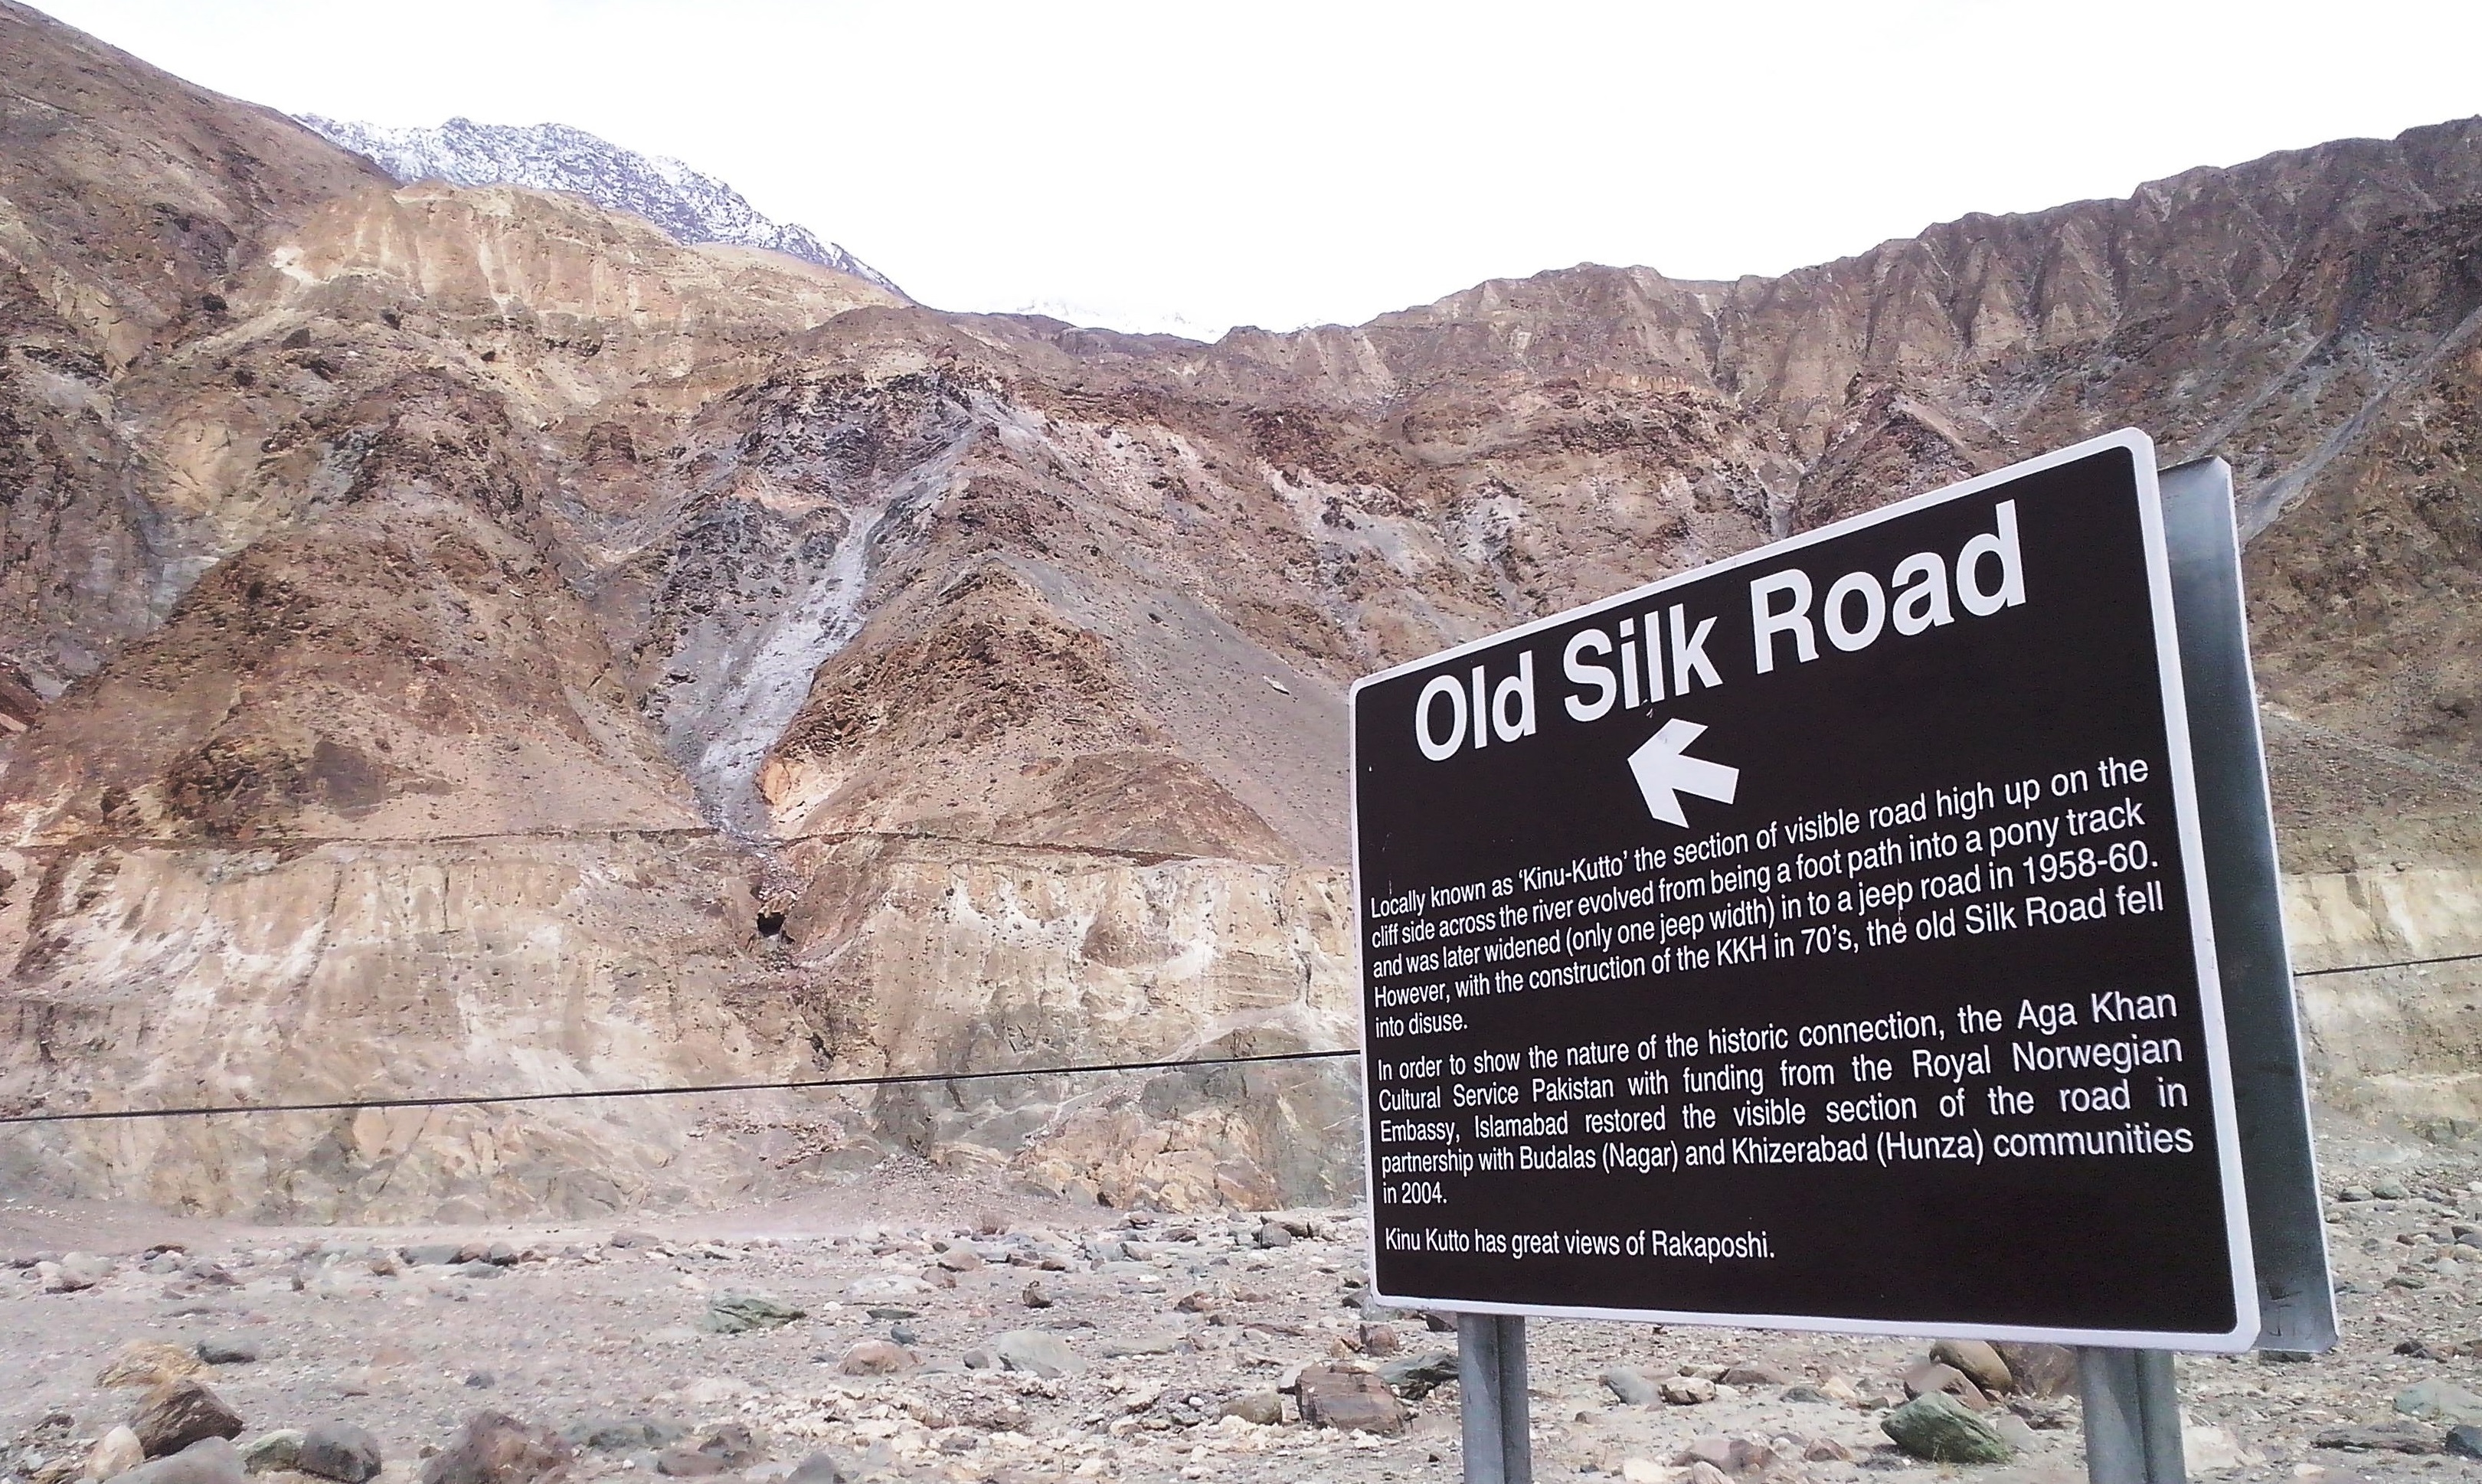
[{"xmin": 2, "ymin": 0, "xmax": 2479, "ymax": 1214}]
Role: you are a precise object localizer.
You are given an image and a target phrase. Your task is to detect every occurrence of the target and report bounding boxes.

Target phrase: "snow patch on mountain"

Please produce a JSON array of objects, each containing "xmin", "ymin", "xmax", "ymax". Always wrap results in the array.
[{"xmin": 297, "ymin": 115, "xmax": 905, "ymax": 298}]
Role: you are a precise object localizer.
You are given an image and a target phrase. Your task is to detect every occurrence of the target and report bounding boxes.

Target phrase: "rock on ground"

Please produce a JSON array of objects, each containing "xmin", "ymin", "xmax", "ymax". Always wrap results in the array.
[
  {"xmin": 296, "ymin": 1423, "xmax": 383, "ymax": 1484},
  {"xmin": 1883, "ymin": 1391, "xmax": 2013, "ymax": 1463},
  {"xmin": 418, "ymin": 1413, "xmax": 574, "ymax": 1484},
  {"xmin": 132, "ymin": 1380, "xmax": 246, "ymax": 1457}
]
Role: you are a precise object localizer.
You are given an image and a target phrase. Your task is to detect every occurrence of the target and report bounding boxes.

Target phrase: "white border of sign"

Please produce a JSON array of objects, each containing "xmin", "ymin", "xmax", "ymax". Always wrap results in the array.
[{"xmin": 1349, "ymin": 428, "xmax": 2261, "ymax": 1352}]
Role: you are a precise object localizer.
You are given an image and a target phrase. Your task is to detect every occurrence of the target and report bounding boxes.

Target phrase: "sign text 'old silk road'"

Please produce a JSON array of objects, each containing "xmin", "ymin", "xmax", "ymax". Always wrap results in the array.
[{"xmin": 1351, "ymin": 430, "xmax": 2278, "ymax": 1348}]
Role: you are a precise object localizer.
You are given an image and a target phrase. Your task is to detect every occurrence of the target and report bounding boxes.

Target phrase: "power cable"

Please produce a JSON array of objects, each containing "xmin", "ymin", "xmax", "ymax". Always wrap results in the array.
[
  {"xmin": 0, "ymin": 1048, "xmax": 1360, "ymax": 1127},
  {"xmin": 5, "ymin": 949, "xmax": 2475, "ymax": 1128},
  {"xmin": 2293, "ymin": 951, "xmax": 2482, "ymax": 978}
]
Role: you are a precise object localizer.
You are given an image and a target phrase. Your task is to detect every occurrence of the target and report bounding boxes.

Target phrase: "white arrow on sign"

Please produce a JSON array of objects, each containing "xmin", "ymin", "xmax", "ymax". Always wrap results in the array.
[{"xmin": 1628, "ymin": 720, "xmax": 1739, "ymax": 827}]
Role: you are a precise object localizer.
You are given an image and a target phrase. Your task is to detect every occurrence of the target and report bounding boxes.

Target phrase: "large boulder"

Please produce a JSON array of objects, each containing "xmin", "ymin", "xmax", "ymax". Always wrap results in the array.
[
  {"xmin": 420, "ymin": 1413, "xmax": 574, "ymax": 1484},
  {"xmin": 132, "ymin": 1381, "xmax": 245, "ymax": 1457},
  {"xmin": 85, "ymin": 1427, "xmax": 146, "ymax": 1482},
  {"xmin": 1378, "ymin": 1351, "xmax": 1459, "ymax": 1401},
  {"xmin": 1601, "ymin": 1367, "xmax": 1657, "ymax": 1405},
  {"xmin": 1993, "ymin": 1342, "xmax": 2078, "ymax": 1398},
  {"xmin": 297, "ymin": 1424, "xmax": 383, "ymax": 1484},
  {"xmin": 1883, "ymin": 1392, "xmax": 2013, "ymax": 1464},
  {"xmin": 119, "ymin": 1438, "xmax": 244, "ymax": 1484},
  {"xmin": 1294, "ymin": 1366, "xmax": 1407, "ymax": 1436},
  {"xmin": 1929, "ymin": 1339, "xmax": 2013, "ymax": 1396},
  {"xmin": 237, "ymin": 1432, "xmax": 304, "ymax": 1474}
]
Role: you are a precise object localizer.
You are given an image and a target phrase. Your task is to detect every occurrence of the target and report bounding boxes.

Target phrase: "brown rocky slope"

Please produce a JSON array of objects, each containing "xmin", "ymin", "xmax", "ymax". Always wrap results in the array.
[{"xmin": 0, "ymin": 0, "xmax": 2476, "ymax": 1217}]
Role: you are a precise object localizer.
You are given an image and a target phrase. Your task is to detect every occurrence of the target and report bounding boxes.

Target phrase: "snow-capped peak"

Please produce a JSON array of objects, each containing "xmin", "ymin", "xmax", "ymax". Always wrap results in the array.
[{"xmin": 296, "ymin": 115, "xmax": 905, "ymax": 299}]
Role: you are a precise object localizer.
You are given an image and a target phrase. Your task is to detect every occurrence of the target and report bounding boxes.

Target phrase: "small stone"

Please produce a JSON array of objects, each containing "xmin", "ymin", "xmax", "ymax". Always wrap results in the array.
[
  {"xmin": 1930, "ymin": 1339, "xmax": 2013, "ymax": 1395},
  {"xmin": 1882, "ymin": 1391, "xmax": 2013, "ymax": 1463},
  {"xmin": 2395, "ymin": 1378, "xmax": 2482, "ymax": 1424},
  {"xmin": 657, "ymin": 1425, "xmax": 760, "ymax": 1478},
  {"xmin": 1676, "ymin": 1437, "xmax": 1775, "ymax": 1475},
  {"xmin": 119, "ymin": 1437, "xmax": 244, "ymax": 1484},
  {"xmin": 1803, "ymin": 1439, "xmax": 1853, "ymax": 1463},
  {"xmin": 42, "ymin": 1251, "xmax": 113, "ymax": 1292},
  {"xmin": 991, "ymin": 1330, "xmax": 1084, "ymax": 1378},
  {"xmin": 1359, "ymin": 1322, "xmax": 1400, "ymax": 1355},
  {"xmin": 1295, "ymin": 1365, "xmax": 1407, "ymax": 1435},
  {"xmin": 2314, "ymin": 1422, "xmax": 2441, "ymax": 1454},
  {"xmin": 701, "ymin": 1293, "xmax": 806, "ymax": 1334},
  {"xmin": 936, "ymin": 1248, "xmax": 983, "ymax": 1273},
  {"xmin": 2183, "ymin": 1423, "xmax": 2252, "ymax": 1473},
  {"xmin": 2445, "ymin": 1424, "xmax": 2482, "ymax": 1459},
  {"xmin": 561, "ymin": 1422, "xmax": 685, "ymax": 1453},
  {"xmin": 1660, "ymin": 1376, "xmax": 1718, "ymax": 1405},
  {"xmin": 195, "ymin": 1338, "xmax": 261, "ymax": 1367},
  {"xmin": 1379, "ymin": 1350, "xmax": 1460, "ymax": 1401},
  {"xmin": 1619, "ymin": 1459, "xmax": 1664, "ymax": 1484},
  {"xmin": 453, "ymin": 1262, "xmax": 504, "ymax": 1280},
  {"xmin": 402, "ymin": 1244, "xmax": 464, "ymax": 1267},
  {"xmin": 297, "ymin": 1424, "xmax": 382, "ymax": 1484},
  {"xmin": 608, "ymin": 1231, "xmax": 660, "ymax": 1248},
  {"xmin": 1099, "ymin": 1332, "xmax": 1186, "ymax": 1358},
  {"xmin": 1992, "ymin": 1414, "xmax": 2041, "ymax": 1454},
  {"xmin": 837, "ymin": 1341, "xmax": 917, "ymax": 1376},
  {"xmin": 1601, "ymin": 1367, "xmax": 1657, "ymax": 1405},
  {"xmin": 1899, "ymin": 1359, "xmax": 1990, "ymax": 1410},
  {"xmin": 133, "ymin": 1380, "xmax": 247, "ymax": 1457},
  {"xmin": 1219, "ymin": 1394, "xmax": 1283, "ymax": 1427},
  {"xmin": 465, "ymin": 1372, "xmax": 496, "ymax": 1390},
  {"xmin": 240, "ymin": 1432, "xmax": 306, "ymax": 1473},
  {"xmin": 1781, "ymin": 1384, "xmax": 1836, "ymax": 1405},
  {"xmin": 1719, "ymin": 1362, "xmax": 1794, "ymax": 1387},
  {"xmin": 420, "ymin": 1414, "xmax": 576, "ymax": 1484},
  {"xmin": 887, "ymin": 1324, "xmax": 918, "ymax": 1345},
  {"xmin": 1254, "ymin": 1223, "xmax": 1294, "ymax": 1249},
  {"xmin": 101, "ymin": 1342, "xmax": 210, "ymax": 1389},
  {"xmin": 87, "ymin": 1427, "xmax": 147, "ymax": 1482},
  {"xmin": 2375, "ymin": 1181, "xmax": 2411, "ymax": 1201},
  {"xmin": 786, "ymin": 1453, "xmax": 849, "ymax": 1484},
  {"xmin": 1021, "ymin": 1282, "xmax": 1051, "ymax": 1309}
]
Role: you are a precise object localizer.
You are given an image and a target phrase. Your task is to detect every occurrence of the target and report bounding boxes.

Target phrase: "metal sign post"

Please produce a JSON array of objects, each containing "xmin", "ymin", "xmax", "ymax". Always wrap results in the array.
[
  {"xmin": 2077, "ymin": 1348, "xmax": 2185, "ymax": 1484},
  {"xmin": 1457, "ymin": 1314, "xmax": 1531, "ymax": 1484}
]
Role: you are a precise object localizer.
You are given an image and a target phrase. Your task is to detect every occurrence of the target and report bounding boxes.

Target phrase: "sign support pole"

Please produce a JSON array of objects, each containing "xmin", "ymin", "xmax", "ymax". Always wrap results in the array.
[
  {"xmin": 2077, "ymin": 1348, "xmax": 2185, "ymax": 1484},
  {"xmin": 1457, "ymin": 1313, "xmax": 1531, "ymax": 1484}
]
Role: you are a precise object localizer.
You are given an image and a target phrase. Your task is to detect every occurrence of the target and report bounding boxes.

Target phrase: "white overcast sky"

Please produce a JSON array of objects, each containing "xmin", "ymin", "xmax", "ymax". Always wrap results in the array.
[{"xmin": 34, "ymin": 0, "xmax": 2482, "ymax": 339}]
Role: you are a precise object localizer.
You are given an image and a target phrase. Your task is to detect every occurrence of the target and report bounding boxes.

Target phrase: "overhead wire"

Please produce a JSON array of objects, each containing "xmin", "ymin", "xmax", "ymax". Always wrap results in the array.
[
  {"xmin": 0, "ymin": 1049, "xmax": 1359, "ymax": 1127},
  {"xmin": 2, "ymin": 953, "xmax": 2473, "ymax": 1127}
]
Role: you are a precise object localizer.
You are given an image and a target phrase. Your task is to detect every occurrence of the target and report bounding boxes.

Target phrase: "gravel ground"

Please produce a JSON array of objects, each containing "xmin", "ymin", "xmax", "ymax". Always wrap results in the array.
[{"xmin": 5, "ymin": 1137, "xmax": 2481, "ymax": 1484}]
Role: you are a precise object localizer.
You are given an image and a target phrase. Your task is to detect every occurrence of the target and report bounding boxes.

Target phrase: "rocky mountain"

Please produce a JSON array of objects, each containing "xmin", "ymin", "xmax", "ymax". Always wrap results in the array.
[
  {"xmin": 295, "ymin": 114, "xmax": 907, "ymax": 298},
  {"xmin": 2, "ymin": 0, "xmax": 2477, "ymax": 1220}
]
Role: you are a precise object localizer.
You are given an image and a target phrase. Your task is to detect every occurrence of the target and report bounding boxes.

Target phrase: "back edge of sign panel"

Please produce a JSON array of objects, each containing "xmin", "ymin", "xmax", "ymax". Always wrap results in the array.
[
  {"xmin": 1348, "ymin": 429, "xmax": 2265, "ymax": 1351},
  {"xmin": 2160, "ymin": 457, "xmax": 2336, "ymax": 1355}
]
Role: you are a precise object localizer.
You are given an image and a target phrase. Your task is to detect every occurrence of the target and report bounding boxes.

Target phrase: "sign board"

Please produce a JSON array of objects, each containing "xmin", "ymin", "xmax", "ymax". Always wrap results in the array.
[{"xmin": 1351, "ymin": 430, "xmax": 2311, "ymax": 1350}]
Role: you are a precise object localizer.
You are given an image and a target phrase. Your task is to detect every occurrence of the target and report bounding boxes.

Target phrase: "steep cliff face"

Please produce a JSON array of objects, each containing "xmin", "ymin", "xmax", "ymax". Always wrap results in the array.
[{"xmin": 2, "ymin": 0, "xmax": 2479, "ymax": 1217}]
